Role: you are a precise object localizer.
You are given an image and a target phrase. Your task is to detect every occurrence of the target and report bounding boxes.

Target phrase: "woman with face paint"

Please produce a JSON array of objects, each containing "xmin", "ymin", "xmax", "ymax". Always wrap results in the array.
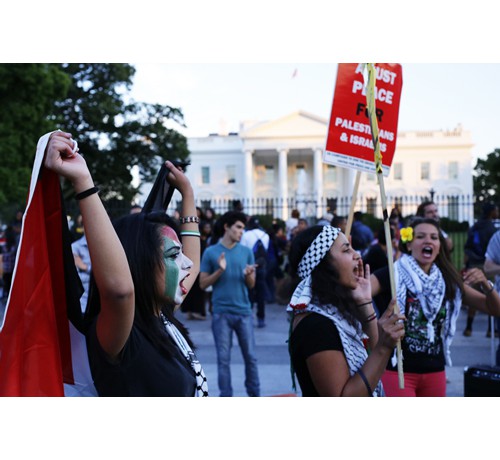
[
  {"xmin": 44, "ymin": 131, "xmax": 205, "ymax": 397},
  {"xmin": 370, "ymin": 217, "xmax": 500, "ymax": 397},
  {"xmin": 286, "ymin": 225, "xmax": 406, "ymax": 397}
]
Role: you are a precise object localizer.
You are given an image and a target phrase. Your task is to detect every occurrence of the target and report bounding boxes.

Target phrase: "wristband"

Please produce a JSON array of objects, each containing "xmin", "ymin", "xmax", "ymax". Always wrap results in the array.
[
  {"xmin": 75, "ymin": 186, "xmax": 100, "ymax": 201},
  {"xmin": 179, "ymin": 215, "xmax": 200, "ymax": 224},
  {"xmin": 180, "ymin": 231, "xmax": 201, "ymax": 237}
]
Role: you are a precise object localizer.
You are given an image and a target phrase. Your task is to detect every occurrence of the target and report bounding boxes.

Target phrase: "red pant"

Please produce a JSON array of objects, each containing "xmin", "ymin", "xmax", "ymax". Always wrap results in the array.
[{"xmin": 381, "ymin": 370, "xmax": 447, "ymax": 397}]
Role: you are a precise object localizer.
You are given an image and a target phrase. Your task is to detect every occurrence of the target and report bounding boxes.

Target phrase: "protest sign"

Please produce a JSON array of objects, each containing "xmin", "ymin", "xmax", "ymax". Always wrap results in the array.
[{"xmin": 324, "ymin": 63, "xmax": 403, "ymax": 176}]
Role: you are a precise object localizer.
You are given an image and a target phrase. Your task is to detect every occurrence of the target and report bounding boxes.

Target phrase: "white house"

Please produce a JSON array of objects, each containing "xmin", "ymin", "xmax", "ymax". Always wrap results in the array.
[{"xmin": 175, "ymin": 110, "xmax": 474, "ymax": 222}]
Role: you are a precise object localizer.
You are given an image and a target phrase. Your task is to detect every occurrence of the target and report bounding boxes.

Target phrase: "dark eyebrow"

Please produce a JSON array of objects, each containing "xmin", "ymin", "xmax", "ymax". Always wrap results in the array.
[{"xmin": 342, "ymin": 242, "xmax": 350, "ymax": 249}]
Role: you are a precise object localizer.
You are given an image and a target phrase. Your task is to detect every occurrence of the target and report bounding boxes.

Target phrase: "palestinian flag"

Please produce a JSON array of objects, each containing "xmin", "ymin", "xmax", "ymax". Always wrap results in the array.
[{"xmin": 0, "ymin": 132, "xmax": 97, "ymax": 396}]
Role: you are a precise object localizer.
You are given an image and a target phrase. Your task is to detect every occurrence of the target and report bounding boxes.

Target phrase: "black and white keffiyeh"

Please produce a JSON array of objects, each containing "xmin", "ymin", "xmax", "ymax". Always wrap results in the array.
[
  {"xmin": 288, "ymin": 226, "xmax": 384, "ymax": 396},
  {"xmin": 394, "ymin": 254, "xmax": 462, "ymax": 366},
  {"xmin": 287, "ymin": 279, "xmax": 384, "ymax": 396},
  {"xmin": 161, "ymin": 313, "xmax": 209, "ymax": 397},
  {"xmin": 297, "ymin": 225, "xmax": 340, "ymax": 279}
]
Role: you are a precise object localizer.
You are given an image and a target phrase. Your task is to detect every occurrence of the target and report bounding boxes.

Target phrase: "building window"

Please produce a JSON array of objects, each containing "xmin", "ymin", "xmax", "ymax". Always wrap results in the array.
[
  {"xmin": 201, "ymin": 166, "xmax": 210, "ymax": 184},
  {"xmin": 264, "ymin": 165, "xmax": 274, "ymax": 184},
  {"xmin": 421, "ymin": 162, "xmax": 430, "ymax": 180},
  {"xmin": 393, "ymin": 162, "xmax": 402, "ymax": 180},
  {"xmin": 226, "ymin": 165, "xmax": 236, "ymax": 184},
  {"xmin": 448, "ymin": 161, "xmax": 459, "ymax": 180},
  {"xmin": 325, "ymin": 164, "xmax": 337, "ymax": 182}
]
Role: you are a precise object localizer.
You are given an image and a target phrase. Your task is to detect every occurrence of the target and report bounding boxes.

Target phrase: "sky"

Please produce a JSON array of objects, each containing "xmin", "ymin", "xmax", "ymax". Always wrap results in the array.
[{"xmin": 129, "ymin": 63, "xmax": 500, "ymax": 163}]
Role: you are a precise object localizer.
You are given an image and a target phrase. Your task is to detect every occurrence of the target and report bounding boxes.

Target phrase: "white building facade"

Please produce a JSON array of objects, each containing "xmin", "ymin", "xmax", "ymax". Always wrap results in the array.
[{"xmin": 179, "ymin": 110, "xmax": 474, "ymax": 222}]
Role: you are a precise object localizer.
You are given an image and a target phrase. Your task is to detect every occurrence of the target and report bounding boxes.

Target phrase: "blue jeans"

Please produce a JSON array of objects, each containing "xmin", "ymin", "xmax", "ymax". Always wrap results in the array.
[{"xmin": 212, "ymin": 312, "xmax": 260, "ymax": 397}]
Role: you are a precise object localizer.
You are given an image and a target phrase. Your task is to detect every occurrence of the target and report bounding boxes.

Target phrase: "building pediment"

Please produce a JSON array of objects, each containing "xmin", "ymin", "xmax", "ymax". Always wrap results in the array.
[{"xmin": 241, "ymin": 110, "xmax": 328, "ymax": 139}]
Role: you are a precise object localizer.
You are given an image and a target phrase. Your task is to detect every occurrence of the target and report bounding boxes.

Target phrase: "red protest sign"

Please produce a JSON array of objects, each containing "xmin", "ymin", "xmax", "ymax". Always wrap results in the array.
[{"xmin": 324, "ymin": 63, "xmax": 403, "ymax": 176}]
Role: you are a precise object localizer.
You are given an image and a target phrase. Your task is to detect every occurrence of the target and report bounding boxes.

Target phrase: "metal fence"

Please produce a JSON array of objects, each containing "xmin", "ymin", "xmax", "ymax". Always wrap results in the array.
[{"xmin": 167, "ymin": 193, "xmax": 476, "ymax": 226}]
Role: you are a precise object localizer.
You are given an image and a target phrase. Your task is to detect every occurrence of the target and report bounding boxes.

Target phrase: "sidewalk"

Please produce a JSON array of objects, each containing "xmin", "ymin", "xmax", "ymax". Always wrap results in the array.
[
  {"xmin": 179, "ymin": 301, "xmax": 500, "ymax": 397},
  {"xmin": 1, "ymin": 294, "xmax": 497, "ymax": 397}
]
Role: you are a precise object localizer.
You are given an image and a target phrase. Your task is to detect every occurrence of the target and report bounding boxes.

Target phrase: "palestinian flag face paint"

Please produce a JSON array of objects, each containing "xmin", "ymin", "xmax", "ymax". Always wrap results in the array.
[{"xmin": 160, "ymin": 226, "xmax": 192, "ymax": 306}]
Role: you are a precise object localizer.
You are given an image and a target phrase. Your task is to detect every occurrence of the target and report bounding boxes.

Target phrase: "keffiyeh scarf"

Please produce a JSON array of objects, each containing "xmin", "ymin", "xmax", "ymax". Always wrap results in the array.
[
  {"xmin": 394, "ymin": 254, "xmax": 462, "ymax": 366},
  {"xmin": 161, "ymin": 313, "xmax": 209, "ymax": 397},
  {"xmin": 288, "ymin": 225, "xmax": 384, "ymax": 396}
]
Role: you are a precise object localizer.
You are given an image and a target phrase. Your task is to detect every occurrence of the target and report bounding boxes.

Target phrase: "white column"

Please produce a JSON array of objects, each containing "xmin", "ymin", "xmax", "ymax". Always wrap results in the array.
[
  {"xmin": 278, "ymin": 148, "xmax": 289, "ymax": 220},
  {"xmin": 313, "ymin": 148, "xmax": 323, "ymax": 218},
  {"xmin": 244, "ymin": 149, "xmax": 254, "ymax": 201}
]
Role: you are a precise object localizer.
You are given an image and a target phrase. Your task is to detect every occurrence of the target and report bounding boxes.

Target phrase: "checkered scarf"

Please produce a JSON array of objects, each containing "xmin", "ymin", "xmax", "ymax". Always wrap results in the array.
[
  {"xmin": 297, "ymin": 225, "xmax": 340, "ymax": 279},
  {"xmin": 287, "ymin": 225, "xmax": 384, "ymax": 396},
  {"xmin": 394, "ymin": 254, "xmax": 462, "ymax": 366}
]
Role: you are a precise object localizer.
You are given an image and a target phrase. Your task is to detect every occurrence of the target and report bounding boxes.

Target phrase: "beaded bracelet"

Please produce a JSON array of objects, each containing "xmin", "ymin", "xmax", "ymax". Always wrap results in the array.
[
  {"xmin": 75, "ymin": 186, "xmax": 100, "ymax": 201},
  {"xmin": 180, "ymin": 230, "xmax": 201, "ymax": 237},
  {"xmin": 357, "ymin": 369, "xmax": 373, "ymax": 396},
  {"xmin": 179, "ymin": 215, "xmax": 200, "ymax": 224},
  {"xmin": 356, "ymin": 301, "xmax": 373, "ymax": 308}
]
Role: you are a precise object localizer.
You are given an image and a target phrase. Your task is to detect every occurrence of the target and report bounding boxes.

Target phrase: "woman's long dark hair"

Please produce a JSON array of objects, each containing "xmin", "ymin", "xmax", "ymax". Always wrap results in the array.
[
  {"xmin": 87, "ymin": 211, "xmax": 194, "ymax": 357},
  {"xmin": 286, "ymin": 225, "xmax": 357, "ymax": 325},
  {"xmin": 401, "ymin": 217, "xmax": 464, "ymax": 301}
]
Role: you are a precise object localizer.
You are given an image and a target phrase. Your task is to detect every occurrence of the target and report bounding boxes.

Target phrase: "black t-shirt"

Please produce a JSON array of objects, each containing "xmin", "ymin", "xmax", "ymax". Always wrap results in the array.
[
  {"xmin": 86, "ymin": 319, "xmax": 197, "ymax": 396},
  {"xmin": 289, "ymin": 313, "xmax": 343, "ymax": 396},
  {"xmin": 373, "ymin": 266, "xmax": 446, "ymax": 373}
]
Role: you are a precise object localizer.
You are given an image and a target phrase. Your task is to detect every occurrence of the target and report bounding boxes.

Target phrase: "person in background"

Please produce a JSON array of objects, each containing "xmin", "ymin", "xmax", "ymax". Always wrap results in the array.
[
  {"xmin": 70, "ymin": 214, "xmax": 85, "ymax": 242},
  {"xmin": 286, "ymin": 209, "xmax": 300, "ymax": 240},
  {"xmin": 350, "ymin": 211, "xmax": 374, "ymax": 256},
  {"xmin": 363, "ymin": 224, "xmax": 400, "ymax": 315},
  {"xmin": 240, "ymin": 216, "xmax": 269, "ymax": 328},
  {"xmin": 331, "ymin": 215, "xmax": 347, "ymax": 235},
  {"xmin": 72, "ymin": 233, "xmax": 91, "ymax": 313},
  {"xmin": 462, "ymin": 202, "xmax": 499, "ymax": 337},
  {"xmin": 286, "ymin": 225, "xmax": 405, "ymax": 396},
  {"xmin": 199, "ymin": 211, "xmax": 260, "ymax": 396},
  {"xmin": 483, "ymin": 229, "xmax": 500, "ymax": 365},
  {"xmin": 317, "ymin": 213, "xmax": 333, "ymax": 226}
]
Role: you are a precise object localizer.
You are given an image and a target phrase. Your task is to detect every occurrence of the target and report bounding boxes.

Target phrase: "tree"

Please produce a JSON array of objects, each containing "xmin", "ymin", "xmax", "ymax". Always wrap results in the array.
[
  {"xmin": 0, "ymin": 63, "xmax": 189, "ymax": 222},
  {"xmin": 473, "ymin": 149, "xmax": 500, "ymax": 214},
  {"xmin": 55, "ymin": 64, "xmax": 189, "ymax": 211},
  {"xmin": 0, "ymin": 64, "xmax": 70, "ymax": 221}
]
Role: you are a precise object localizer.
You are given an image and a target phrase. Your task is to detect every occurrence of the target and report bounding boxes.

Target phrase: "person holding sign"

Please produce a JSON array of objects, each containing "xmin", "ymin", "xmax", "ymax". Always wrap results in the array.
[
  {"xmin": 286, "ymin": 225, "xmax": 405, "ymax": 396},
  {"xmin": 370, "ymin": 217, "xmax": 500, "ymax": 397}
]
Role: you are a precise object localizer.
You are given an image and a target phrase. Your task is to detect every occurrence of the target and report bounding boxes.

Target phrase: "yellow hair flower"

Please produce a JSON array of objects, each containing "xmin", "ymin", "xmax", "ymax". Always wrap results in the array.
[{"xmin": 400, "ymin": 227, "xmax": 413, "ymax": 243}]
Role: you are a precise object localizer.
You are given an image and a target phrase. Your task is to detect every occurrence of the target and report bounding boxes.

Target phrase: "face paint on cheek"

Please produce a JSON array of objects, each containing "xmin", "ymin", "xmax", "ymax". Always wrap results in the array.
[{"xmin": 162, "ymin": 236, "xmax": 181, "ymax": 301}]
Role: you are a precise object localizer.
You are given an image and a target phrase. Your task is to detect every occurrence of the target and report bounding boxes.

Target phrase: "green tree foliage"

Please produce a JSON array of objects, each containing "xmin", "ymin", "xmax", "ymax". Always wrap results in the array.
[
  {"xmin": 0, "ymin": 64, "xmax": 70, "ymax": 220},
  {"xmin": 55, "ymin": 64, "xmax": 189, "ymax": 205},
  {"xmin": 473, "ymin": 149, "xmax": 500, "ymax": 213},
  {"xmin": 0, "ymin": 63, "xmax": 189, "ymax": 222}
]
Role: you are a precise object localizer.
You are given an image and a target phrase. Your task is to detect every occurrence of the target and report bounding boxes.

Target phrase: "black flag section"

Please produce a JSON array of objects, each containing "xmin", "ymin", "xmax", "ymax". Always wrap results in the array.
[{"xmin": 142, "ymin": 160, "xmax": 190, "ymax": 214}]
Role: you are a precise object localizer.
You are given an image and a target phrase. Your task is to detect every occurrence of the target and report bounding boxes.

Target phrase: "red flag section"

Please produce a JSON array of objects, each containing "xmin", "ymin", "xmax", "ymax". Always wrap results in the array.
[
  {"xmin": 324, "ymin": 63, "xmax": 403, "ymax": 176},
  {"xmin": 0, "ymin": 133, "xmax": 80, "ymax": 396}
]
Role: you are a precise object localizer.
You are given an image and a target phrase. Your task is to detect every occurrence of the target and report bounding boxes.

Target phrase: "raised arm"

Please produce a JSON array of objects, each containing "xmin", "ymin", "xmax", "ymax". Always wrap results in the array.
[
  {"xmin": 44, "ymin": 131, "xmax": 135, "ymax": 359},
  {"xmin": 164, "ymin": 160, "xmax": 200, "ymax": 293}
]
